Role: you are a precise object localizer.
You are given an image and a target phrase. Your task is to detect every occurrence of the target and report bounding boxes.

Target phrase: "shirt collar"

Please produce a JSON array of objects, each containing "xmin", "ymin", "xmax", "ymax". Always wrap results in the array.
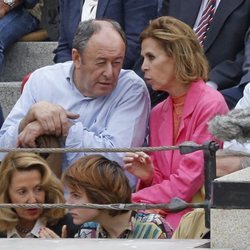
[
  {"xmin": 66, "ymin": 61, "xmax": 75, "ymax": 87},
  {"xmin": 7, "ymin": 219, "xmax": 46, "ymax": 238},
  {"xmin": 65, "ymin": 61, "xmax": 95, "ymax": 100},
  {"xmin": 97, "ymin": 211, "xmax": 136, "ymax": 238}
]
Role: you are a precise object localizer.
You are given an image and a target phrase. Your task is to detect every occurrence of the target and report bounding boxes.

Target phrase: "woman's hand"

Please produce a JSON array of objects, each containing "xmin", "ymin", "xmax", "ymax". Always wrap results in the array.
[
  {"xmin": 123, "ymin": 152, "xmax": 154, "ymax": 185},
  {"xmin": 39, "ymin": 225, "xmax": 67, "ymax": 238}
]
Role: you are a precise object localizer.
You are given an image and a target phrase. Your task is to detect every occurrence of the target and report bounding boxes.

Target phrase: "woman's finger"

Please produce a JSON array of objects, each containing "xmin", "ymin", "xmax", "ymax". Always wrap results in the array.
[{"xmin": 61, "ymin": 225, "xmax": 67, "ymax": 238}]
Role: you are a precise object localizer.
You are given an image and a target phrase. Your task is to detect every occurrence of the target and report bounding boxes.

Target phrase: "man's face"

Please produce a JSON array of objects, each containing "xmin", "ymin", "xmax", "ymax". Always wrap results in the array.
[{"xmin": 73, "ymin": 28, "xmax": 125, "ymax": 98}]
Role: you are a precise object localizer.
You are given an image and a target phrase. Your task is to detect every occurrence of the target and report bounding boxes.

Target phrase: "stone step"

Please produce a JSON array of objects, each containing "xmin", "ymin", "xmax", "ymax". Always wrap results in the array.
[
  {"xmin": 1, "ymin": 41, "xmax": 57, "ymax": 82},
  {"xmin": 0, "ymin": 82, "xmax": 21, "ymax": 119},
  {"xmin": 0, "ymin": 41, "xmax": 58, "ymax": 118}
]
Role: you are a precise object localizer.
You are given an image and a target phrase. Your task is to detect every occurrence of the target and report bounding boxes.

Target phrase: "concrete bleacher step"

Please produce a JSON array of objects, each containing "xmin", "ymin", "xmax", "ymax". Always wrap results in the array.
[
  {"xmin": 0, "ymin": 41, "xmax": 57, "ymax": 82},
  {"xmin": 0, "ymin": 41, "xmax": 57, "ymax": 118},
  {"xmin": 0, "ymin": 82, "xmax": 21, "ymax": 119}
]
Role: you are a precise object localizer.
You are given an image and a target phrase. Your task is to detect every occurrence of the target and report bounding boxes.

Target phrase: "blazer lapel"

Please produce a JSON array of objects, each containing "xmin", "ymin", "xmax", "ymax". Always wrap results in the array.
[
  {"xmin": 96, "ymin": 0, "xmax": 110, "ymax": 17},
  {"xmin": 161, "ymin": 99, "xmax": 174, "ymax": 146},
  {"xmin": 179, "ymin": 0, "xmax": 202, "ymax": 27},
  {"xmin": 203, "ymin": 0, "xmax": 244, "ymax": 51},
  {"xmin": 176, "ymin": 81, "xmax": 203, "ymax": 140},
  {"xmin": 158, "ymin": 99, "xmax": 174, "ymax": 169},
  {"xmin": 80, "ymin": 0, "xmax": 84, "ymax": 16}
]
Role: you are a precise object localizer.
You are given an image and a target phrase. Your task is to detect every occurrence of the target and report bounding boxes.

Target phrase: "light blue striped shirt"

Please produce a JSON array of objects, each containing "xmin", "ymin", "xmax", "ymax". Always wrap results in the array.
[{"xmin": 0, "ymin": 61, "xmax": 150, "ymax": 186}]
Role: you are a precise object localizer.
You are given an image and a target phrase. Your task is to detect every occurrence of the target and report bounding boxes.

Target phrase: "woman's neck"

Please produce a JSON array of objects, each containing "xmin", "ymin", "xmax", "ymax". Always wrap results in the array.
[
  {"xmin": 98, "ymin": 211, "xmax": 132, "ymax": 238},
  {"xmin": 168, "ymin": 82, "xmax": 190, "ymax": 98},
  {"xmin": 16, "ymin": 218, "xmax": 36, "ymax": 235}
]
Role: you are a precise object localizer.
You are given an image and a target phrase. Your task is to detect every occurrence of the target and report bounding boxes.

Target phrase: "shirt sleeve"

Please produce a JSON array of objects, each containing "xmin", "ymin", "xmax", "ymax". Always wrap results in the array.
[
  {"xmin": 0, "ymin": 74, "xmax": 37, "ymax": 159},
  {"xmin": 223, "ymin": 82, "xmax": 250, "ymax": 152},
  {"xmin": 234, "ymin": 83, "xmax": 250, "ymax": 109}
]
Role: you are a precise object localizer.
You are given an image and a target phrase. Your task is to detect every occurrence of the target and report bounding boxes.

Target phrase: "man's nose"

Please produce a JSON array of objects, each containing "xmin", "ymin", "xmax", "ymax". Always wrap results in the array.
[{"xmin": 103, "ymin": 63, "xmax": 113, "ymax": 77}]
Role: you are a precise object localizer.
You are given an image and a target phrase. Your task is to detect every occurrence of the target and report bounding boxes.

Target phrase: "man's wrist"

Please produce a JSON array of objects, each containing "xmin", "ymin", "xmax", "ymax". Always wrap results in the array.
[{"xmin": 18, "ymin": 118, "xmax": 28, "ymax": 133}]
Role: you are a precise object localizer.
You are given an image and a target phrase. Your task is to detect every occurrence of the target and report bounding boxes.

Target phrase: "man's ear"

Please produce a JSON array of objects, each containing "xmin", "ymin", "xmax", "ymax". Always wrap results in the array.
[{"xmin": 72, "ymin": 48, "xmax": 82, "ymax": 69}]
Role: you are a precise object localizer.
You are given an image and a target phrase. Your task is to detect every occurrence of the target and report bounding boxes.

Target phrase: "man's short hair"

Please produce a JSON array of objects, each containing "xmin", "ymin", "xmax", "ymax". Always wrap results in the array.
[{"xmin": 72, "ymin": 19, "xmax": 127, "ymax": 54}]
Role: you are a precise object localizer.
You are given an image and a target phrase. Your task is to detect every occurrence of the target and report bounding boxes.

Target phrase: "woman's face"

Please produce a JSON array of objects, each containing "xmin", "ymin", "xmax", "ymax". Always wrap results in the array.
[
  {"xmin": 8, "ymin": 169, "xmax": 45, "ymax": 222},
  {"xmin": 66, "ymin": 186, "xmax": 100, "ymax": 225},
  {"xmin": 141, "ymin": 37, "xmax": 177, "ymax": 94}
]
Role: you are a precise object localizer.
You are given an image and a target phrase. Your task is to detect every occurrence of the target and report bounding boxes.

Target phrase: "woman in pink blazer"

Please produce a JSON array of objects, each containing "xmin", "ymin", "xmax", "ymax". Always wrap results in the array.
[{"xmin": 124, "ymin": 16, "xmax": 229, "ymax": 231}]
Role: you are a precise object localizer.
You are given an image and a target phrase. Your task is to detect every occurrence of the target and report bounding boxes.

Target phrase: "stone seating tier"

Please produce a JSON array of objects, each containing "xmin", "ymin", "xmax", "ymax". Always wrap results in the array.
[{"xmin": 0, "ymin": 41, "xmax": 57, "ymax": 118}]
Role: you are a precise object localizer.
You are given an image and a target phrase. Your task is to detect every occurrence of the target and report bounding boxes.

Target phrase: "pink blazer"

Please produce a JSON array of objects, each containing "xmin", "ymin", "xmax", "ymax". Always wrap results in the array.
[{"xmin": 132, "ymin": 80, "xmax": 229, "ymax": 229}]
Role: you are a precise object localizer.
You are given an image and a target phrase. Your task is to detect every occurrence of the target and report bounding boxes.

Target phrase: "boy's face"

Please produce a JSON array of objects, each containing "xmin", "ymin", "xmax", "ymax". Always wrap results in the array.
[{"xmin": 66, "ymin": 185, "xmax": 100, "ymax": 225}]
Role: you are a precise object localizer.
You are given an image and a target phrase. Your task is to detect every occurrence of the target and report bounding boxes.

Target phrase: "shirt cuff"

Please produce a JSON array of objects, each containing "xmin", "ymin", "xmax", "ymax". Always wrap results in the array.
[
  {"xmin": 65, "ymin": 122, "xmax": 84, "ymax": 148},
  {"xmin": 206, "ymin": 81, "xmax": 218, "ymax": 90}
]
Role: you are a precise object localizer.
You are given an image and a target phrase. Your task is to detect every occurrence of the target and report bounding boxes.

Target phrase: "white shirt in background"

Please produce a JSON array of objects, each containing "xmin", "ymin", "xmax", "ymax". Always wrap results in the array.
[
  {"xmin": 81, "ymin": 0, "xmax": 98, "ymax": 21},
  {"xmin": 224, "ymin": 82, "xmax": 250, "ymax": 152},
  {"xmin": 193, "ymin": 0, "xmax": 221, "ymax": 89}
]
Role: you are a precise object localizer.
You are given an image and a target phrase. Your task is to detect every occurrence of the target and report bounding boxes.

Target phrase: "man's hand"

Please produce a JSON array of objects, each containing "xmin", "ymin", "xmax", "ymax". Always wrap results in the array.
[
  {"xmin": 17, "ymin": 120, "xmax": 44, "ymax": 148},
  {"xmin": 19, "ymin": 101, "xmax": 79, "ymax": 137},
  {"xmin": 0, "ymin": 1, "xmax": 11, "ymax": 18},
  {"xmin": 123, "ymin": 152, "xmax": 154, "ymax": 185}
]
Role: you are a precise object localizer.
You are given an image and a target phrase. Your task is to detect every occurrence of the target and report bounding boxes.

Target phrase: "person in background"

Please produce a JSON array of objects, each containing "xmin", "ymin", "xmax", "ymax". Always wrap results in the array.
[
  {"xmin": 40, "ymin": 0, "xmax": 59, "ymax": 41},
  {"xmin": 39, "ymin": 155, "xmax": 173, "ymax": 239},
  {"xmin": 0, "ymin": 0, "xmax": 43, "ymax": 74},
  {"xmin": 159, "ymin": 0, "xmax": 250, "ymax": 108},
  {"xmin": 0, "ymin": 152, "xmax": 77, "ymax": 238},
  {"xmin": 0, "ymin": 19, "xmax": 150, "ymax": 188},
  {"xmin": 157, "ymin": 0, "xmax": 163, "ymax": 13},
  {"xmin": 123, "ymin": 16, "xmax": 228, "ymax": 231},
  {"xmin": 54, "ymin": 0, "xmax": 158, "ymax": 71},
  {"xmin": 208, "ymin": 82, "xmax": 250, "ymax": 176},
  {"xmin": 221, "ymin": 26, "xmax": 250, "ymax": 109}
]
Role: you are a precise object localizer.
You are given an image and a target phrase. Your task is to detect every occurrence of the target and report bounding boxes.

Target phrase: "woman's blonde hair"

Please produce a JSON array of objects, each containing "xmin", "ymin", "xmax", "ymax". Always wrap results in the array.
[
  {"xmin": 141, "ymin": 16, "xmax": 209, "ymax": 84},
  {"xmin": 0, "ymin": 152, "xmax": 65, "ymax": 232},
  {"xmin": 63, "ymin": 155, "xmax": 131, "ymax": 217}
]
